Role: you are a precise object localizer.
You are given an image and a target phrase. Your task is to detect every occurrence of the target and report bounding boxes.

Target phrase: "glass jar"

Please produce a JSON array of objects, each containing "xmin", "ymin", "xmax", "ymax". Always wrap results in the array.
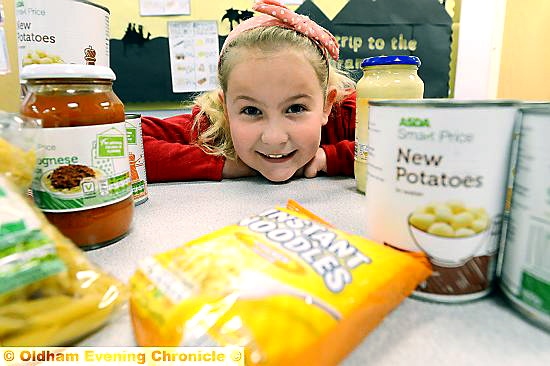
[
  {"xmin": 20, "ymin": 64, "xmax": 134, "ymax": 249},
  {"xmin": 355, "ymin": 55, "xmax": 424, "ymax": 193}
]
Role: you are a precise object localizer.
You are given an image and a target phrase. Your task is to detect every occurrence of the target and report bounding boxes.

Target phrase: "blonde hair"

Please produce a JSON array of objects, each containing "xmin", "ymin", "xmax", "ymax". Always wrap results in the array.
[{"xmin": 193, "ymin": 26, "xmax": 355, "ymax": 159}]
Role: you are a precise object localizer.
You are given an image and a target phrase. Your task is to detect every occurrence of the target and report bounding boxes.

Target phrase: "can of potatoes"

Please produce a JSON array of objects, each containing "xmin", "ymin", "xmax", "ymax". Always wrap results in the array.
[
  {"xmin": 15, "ymin": 0, "xmax": 110, "ymax": 72},
  {"xmin": 364, "ymin": 99, "xmax": 517, "ymax": 302},
  {"xmin": 500, "ymin": 106, "xmax": 550, "ymax": 330},
  {"xmin": 125, "ymin": 114, "xmax": 148, "ymax": 205}
]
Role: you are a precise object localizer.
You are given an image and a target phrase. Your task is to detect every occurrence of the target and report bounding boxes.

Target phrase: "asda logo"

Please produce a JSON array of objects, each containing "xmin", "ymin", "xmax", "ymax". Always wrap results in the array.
[{"xmin": 400, "ymin": 117, "xmax": 430, "ymax": 127}]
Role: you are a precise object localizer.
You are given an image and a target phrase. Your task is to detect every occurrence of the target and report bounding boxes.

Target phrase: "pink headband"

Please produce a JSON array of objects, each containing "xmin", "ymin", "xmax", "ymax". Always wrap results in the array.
[{"xmin": 220, "ymin": 0, "xmax": 339, "ymax": 61}]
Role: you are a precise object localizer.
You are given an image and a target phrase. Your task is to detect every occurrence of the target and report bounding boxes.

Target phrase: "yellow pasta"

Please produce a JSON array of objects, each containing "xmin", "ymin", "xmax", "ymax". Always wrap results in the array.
[{"xmin": 0, "ymin": 137, "xmax": 36, "ymax": 190}]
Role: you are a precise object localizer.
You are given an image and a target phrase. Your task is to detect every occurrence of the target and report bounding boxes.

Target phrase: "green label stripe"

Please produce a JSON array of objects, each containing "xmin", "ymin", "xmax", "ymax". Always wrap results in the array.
[
  {"xmin": 127, "ymin": 128, "xmax": 137, "ymax": 144},
  {"xmin": 108, "ymin": 172, "xmax": 130, "ymax": 184},
  {"xmin": 0, "ymin": 219, "xmax": 27, "ymax": 237},
  {"xmin": 0, "ymin": 228, "xmax": 67, "ymax": 295},
  {"xmin": 0, "ymin": 256, "xmax": 67, "ymax": 295},
  {"xmin": 33, "ymin": 186, "xmax": 131, "ymax": 212},
  {"xmin": 521, "ymin": 271, "xmax": 550, "ymax": 313},
  {"xmin": 132, "ymin": 180, "xmax": 146, "ymax": 195},
  {"xmin": 33, "ymin": 190, "xmax": 84, "ymax": 210},
  {"xmin": 0, "ymin": 229, "xmax": 50, "ymax": 254}
]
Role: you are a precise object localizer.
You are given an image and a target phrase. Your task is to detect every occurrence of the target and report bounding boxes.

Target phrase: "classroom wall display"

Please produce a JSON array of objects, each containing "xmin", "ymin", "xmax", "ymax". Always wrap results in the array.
[
  {"xmin": 309, "ymin": 0, "xmax": 452, "ymax": 98},
  {"xmin": 97, "ymin": 0, "xmax": 455, "ymax": 107}
]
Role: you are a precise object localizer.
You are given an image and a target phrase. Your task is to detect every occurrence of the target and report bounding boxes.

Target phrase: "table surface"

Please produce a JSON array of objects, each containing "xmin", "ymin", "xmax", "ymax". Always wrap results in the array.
[{"xmin": 80, "ymin": 176, "xmax": 550, "ymax": 365}]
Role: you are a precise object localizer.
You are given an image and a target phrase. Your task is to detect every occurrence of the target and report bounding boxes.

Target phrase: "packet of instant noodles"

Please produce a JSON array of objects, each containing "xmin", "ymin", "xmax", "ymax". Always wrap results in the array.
[{"xmin": 130, "ymin": 200, "xmax": 431, "ymax": 365}]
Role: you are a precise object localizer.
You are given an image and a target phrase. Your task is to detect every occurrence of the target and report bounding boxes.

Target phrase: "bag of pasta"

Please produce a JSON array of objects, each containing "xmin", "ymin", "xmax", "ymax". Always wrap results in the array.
[
  {"xmin": 129, "ymin": 200, "xmax": 432, "ymax": 365},
  {"xmin": 0, "ymin": 112, "xmax": 128, "ymax": 346}
]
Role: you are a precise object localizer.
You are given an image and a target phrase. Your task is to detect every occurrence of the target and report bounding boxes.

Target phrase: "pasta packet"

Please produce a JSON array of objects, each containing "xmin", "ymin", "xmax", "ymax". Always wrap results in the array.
[
  {"xmin": 0, "ymin": 113, "xmax": 128, "ymax": 346},
  {"xmin": 130, "ymin": 199, "xmax": 431, "ymax": 365}
]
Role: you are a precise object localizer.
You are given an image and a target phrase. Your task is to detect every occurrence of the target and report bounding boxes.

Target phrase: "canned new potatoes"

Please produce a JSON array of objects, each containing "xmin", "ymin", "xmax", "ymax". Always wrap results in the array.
[
  {"xmin": 15, "ymin": 0, "xmax": 110, "ymax": 71},
  {"xmin": 364, "ymin": 99, "xmax": 517, "ymax": 302},
  {"xmin": 500, "ymin": 106, "xmax": 550, "ymax": 330},
  {"xmin": 125, "ymin": 113, "xmax": 148, "ymax": 205}
]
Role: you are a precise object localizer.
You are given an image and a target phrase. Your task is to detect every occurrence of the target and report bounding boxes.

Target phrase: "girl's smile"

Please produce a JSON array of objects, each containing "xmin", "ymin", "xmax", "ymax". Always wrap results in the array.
[{"xmin": 222, "ymin": 49, "xmax": 333, "ymax": 182}]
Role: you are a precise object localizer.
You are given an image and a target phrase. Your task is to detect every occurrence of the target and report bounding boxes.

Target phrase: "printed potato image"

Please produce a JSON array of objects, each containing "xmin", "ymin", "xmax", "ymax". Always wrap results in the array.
[
  {"xmin": 408, "ymin": 201, "xmax": 492, "ymax": 267},
  {"xmin": 22, "ymin": 50, "xmax": 64, "ymax": 66},
  {"xmin": 409, "ymin": 201, "xmax": 489, "ymax": 237}
]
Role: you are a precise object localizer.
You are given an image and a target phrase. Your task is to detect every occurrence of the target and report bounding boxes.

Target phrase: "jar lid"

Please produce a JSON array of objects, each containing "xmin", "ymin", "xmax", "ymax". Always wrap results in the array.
[
  {"xmin": 20, "ymin": 64, "xmax": 116, "ymax": 81},
  {"xmin": 361, "ymin": 55, "xmax": 421, "ymax": 68}
]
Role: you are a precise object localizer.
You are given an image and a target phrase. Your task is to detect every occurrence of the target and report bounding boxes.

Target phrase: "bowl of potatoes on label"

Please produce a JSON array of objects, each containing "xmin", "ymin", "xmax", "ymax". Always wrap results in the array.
[{"xmin": 408, "ymin": 200, "xmax": 492, "ymax": 267}]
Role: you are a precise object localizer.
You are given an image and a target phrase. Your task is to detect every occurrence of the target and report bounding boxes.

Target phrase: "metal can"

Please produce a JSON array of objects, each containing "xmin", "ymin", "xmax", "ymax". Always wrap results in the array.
[
  {"xmin": 500, "ymin": 106, "xmax": 550, "ymax": 330},
  {"xmin": 364, "ymin": 99, "xmax": 517, "ymax": 302},
  {"xmin": 125, "ymin": 113, "xmax": 148, "ymax": 205},
  {"xmin": 15, "ymin": 0, "xmax": 110, "ymax": 72},
  {"xmin": 355, "ymin": 55, "xmax": 424, "ymax": 193}
]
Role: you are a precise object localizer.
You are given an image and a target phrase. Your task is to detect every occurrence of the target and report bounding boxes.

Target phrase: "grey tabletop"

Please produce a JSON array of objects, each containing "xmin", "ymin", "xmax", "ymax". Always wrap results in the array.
[{"xmin": 81, "ymin": 177, "xmax": 550, "ymax": 365}]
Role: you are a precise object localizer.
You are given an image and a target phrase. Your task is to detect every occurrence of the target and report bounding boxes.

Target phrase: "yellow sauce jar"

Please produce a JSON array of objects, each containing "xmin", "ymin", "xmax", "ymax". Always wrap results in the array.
[{"xmin": 355, "ymin": 56, "xmax": 424, "ymax": 193}]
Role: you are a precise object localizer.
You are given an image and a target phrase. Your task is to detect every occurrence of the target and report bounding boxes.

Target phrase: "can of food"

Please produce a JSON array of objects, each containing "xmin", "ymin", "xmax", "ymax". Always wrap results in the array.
[
  {"xmin": 125, "ymin": 113, "xmax": 148, "ymax": 205},
  {"xmin": 364, "ymin": 99, "xmax": 518, "ymax": 302},
  {"xmin": 15, "ymin": 0, "xmax": 110, "ymax": 72},
  {"xmin": 500, "ymin": 106, "xmax": 550, "ymax": 330}
]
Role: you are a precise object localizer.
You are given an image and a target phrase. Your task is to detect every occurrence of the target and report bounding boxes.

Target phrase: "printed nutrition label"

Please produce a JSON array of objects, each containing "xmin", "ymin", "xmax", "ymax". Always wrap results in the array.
[{"xmin": 501, "ymin": 111, "xmax": 550, "ymax": 314}]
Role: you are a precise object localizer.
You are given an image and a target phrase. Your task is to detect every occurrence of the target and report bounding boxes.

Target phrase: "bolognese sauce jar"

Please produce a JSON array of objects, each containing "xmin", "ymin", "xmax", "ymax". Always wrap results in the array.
[{"xmin": 20, "ymin": 64, "xmax": 134, "ymax": 249}]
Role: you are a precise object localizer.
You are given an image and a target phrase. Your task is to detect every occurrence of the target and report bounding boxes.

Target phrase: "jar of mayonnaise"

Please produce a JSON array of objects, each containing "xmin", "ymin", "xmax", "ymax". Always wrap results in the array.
[
  {"xmin": 355, "ymin": 55, "xmax": 424, "ymax": 193},
  {"xmin": 20, "ymin": 64, "xmax": 134, "ymax": 249}
]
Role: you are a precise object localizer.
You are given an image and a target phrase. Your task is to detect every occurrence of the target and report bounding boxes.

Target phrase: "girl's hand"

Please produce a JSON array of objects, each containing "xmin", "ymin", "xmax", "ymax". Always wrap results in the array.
[
  {"xmin": 222, "ymin": 157, "xmax": 257, "ymax": 178},
  {"xmin": 303, "ymin": 148, "xmax": 327, "ymax": 178}
]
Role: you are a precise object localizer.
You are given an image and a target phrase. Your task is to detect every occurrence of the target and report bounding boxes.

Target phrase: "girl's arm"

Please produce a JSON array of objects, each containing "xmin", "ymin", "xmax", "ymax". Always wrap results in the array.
[
  {"xmin": 142, "ymin": 114, "xmax": 225, "ymax": 182},
  {"xmin": 319, "ymin": 90, "xmax": 357, "ymax": 177}
]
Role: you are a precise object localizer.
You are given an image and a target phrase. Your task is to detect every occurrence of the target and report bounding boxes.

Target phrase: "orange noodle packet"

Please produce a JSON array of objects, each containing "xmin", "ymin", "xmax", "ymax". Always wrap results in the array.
[{"xmin": 129, "ymin": 200, "xmax": 431, "ymax": 365}]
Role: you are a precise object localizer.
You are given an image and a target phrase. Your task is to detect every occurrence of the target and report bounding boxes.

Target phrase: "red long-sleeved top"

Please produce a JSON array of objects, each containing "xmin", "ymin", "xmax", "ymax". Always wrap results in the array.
[{"xmin": 142, "ymin": 91, "xmax": 356, "ymax": 182}]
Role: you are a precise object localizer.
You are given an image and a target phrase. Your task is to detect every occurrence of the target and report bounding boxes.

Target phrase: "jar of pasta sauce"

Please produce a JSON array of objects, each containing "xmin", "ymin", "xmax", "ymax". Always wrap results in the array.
[
  {"xmin": 355, "ymin": 55, "xmax": 424, "ymax": 193},
  {"xmin": 20, "ymin": 64, "xmax": 134, "ymax": 249}
]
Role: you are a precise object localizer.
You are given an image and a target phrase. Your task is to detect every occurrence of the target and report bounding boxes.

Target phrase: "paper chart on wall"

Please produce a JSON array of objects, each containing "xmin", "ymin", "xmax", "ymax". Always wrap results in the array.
[
  {"xmin": 140, "ymin": 0, "xmax": 190, "ymax": 16},
  {"xmin": 167, "ymin": 21, "xmax": 219, "ymax": 93}
]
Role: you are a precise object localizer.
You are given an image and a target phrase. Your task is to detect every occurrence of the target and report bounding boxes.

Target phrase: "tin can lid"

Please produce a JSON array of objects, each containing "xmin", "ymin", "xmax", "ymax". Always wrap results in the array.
[
  {"xmin": 20, "ymin": 64, "xmax": 116, "ymax": 81},
  {"xmin": 361, "ymin": 55, "xmax": 421, "ymax": 68}
]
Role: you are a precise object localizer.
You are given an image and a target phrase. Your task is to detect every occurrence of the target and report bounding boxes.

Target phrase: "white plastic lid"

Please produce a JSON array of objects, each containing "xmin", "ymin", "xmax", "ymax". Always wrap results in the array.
[{"xmin": 20, "ymin": 64, "xmax": 116, "ymax": 81}]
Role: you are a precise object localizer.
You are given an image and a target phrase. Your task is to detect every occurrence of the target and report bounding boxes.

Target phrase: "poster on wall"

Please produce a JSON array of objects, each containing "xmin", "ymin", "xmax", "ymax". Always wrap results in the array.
[
  {"xmin": 108, "ymin": 0, "xmax": 454, "ymax": 105},
  {"xmin": 297, "ymin": 0, "xmax": 452, "ymax": 98},
  {"xmin": 140, "ymin": 0, "xmax": 190, "ymax": 16},
  {"xmin": 168, "ymin": 21, "xmax": 219, "ymax": 93}
]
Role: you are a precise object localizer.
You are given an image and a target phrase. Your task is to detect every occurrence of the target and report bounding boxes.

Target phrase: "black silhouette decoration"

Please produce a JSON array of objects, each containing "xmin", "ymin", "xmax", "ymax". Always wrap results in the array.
[
  {"xmin": 222, "ymin": 8, "xmax": 255, "ymax": 31},
  {"xmin": 122, "ymin": 23, "xmax": 151, "ymax": 55}
]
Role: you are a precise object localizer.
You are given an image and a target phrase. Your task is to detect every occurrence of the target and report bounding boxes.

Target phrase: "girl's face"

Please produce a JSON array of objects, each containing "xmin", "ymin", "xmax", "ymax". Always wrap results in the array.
[{"xmin": 222, "ymin": 49, "xmax": 334, "ymax": 182}]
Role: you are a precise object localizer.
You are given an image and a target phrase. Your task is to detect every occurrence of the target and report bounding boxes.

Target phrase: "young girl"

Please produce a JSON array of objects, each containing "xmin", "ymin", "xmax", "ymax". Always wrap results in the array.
[{"xmin": 142, "ymin": 0, "xmax": 356, "ymax": 183}]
